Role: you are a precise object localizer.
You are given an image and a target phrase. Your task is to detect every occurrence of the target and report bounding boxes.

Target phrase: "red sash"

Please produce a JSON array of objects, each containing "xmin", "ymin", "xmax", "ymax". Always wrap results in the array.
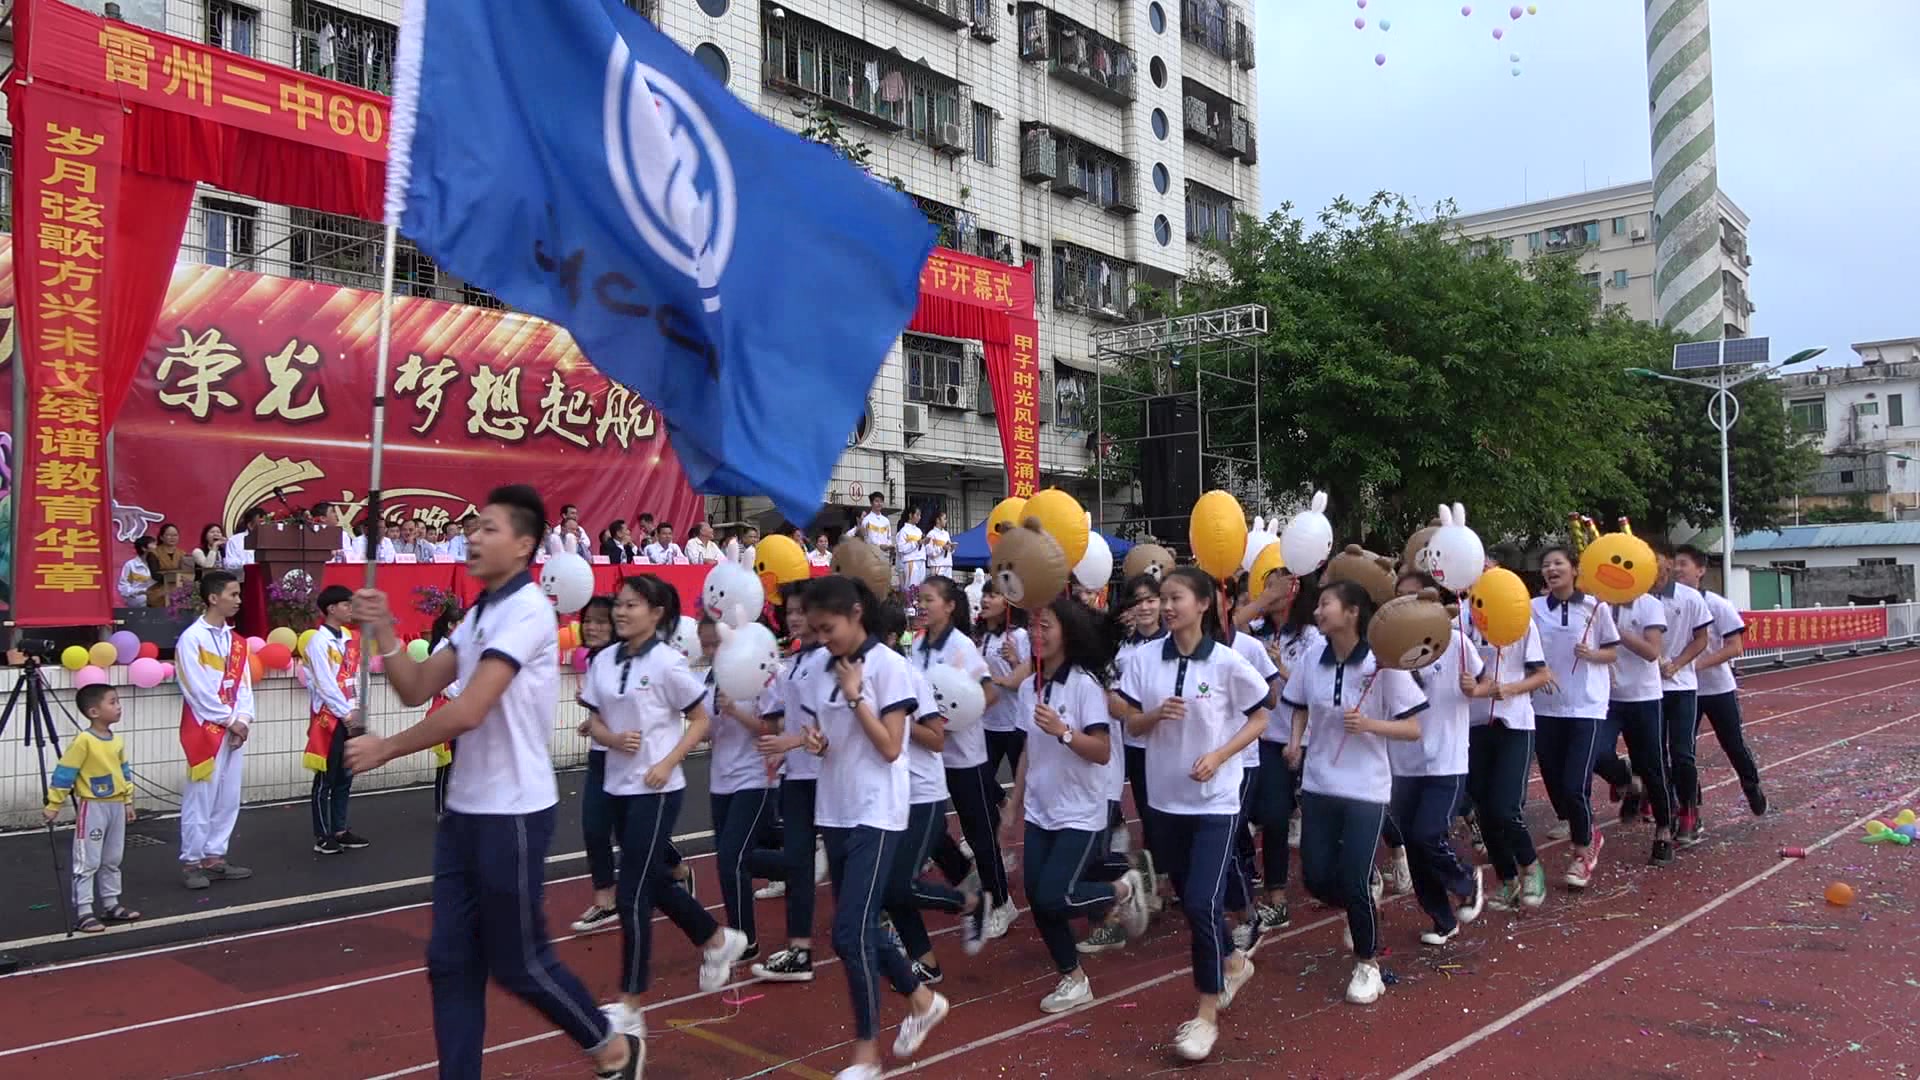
[
  {"xmin": 303, "ymin": 632, "xmax": 362, "ymax": 772},
  {"xmin": 180, "ymin": 630, "xmax": 249, "ymax": 782}
]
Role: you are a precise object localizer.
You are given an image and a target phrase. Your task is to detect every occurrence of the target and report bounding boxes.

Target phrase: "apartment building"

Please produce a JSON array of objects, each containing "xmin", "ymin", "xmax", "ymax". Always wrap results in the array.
[
  {"xmin": 1452, "ymin": 180, "xmax": 1753, "ymax": 339},
  {"xmin": 1776, "ymin": 337, "xmax": 1920, "ymax": 521},
  {"xmin": 0, "ymin": 0, "xmax": 1261, "ymax": 533}
]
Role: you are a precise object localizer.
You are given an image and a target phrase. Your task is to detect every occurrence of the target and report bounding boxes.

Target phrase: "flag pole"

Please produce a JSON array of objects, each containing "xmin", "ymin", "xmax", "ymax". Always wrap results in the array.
[{"xmin": 353, "ymin": 223, "xmax": 401, "ymax": 721}]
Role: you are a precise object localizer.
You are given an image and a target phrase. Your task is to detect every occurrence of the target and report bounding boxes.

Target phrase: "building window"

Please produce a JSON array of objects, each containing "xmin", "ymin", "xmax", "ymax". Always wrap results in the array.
[
  {"xmin": 1856, "ymin": 401, "xmax": 1880, "ymax": 417},
  {"xmin": 1054, "ymin": 368, "xmax": 1091, "ymax": 430},
  {"xmin": 1026, "ymin": 6, "xmax": 1137, "ymax": 103},
  {"xmin": 1839, "ymin": 470, "xmax": 1856, "ymax": 485},
  {"xmin": 1544, "ymin": 221, "xmax": 1600, "ymax": 250},
  {"xmin": 1890, "ymin": 394, "xmax": 1904, "ymax": 427},
  {"xmin": 207, "ymin": 0, "xmax": 257, "ymax": 55},
  {"xmin": 622, "ymin": 0, "xmax": 660, "ymax": 20},
  {"xmin": 763, "ymin": 6, "xmax": 968, "ymax": 149},
  {"xmin": 1859, "ymin": 557, "xmax": 1897, "ymax": 568},
  {"xmin": 1771, "ymin": 560, "xmax": 1805, "ymax": 571},
  {"xmin": 1612, "ymin": 216, "xmax": 1627, "ymax": 236},
  {"xmin": 910, "ymin": 193, "xmax": 975, "ymax": 251},
  {"xmin": 1051, "ymin": 243, "xmax": 1133, "ymax": 317},
  {"xmin": 972, "ymin": 104, "xmax": 996, "ymax": 164},
  {"xmin": 1581, "ymin": 271, "xmax": 1603, "ymax": 291},
  {"xmin": 1180, "ymin": 77, "xmax": 1248, "ymax": 159},
  {"xmin": 293, "ymin": 0, "xmax": 398, "ymax": 93},
  {"xmin": 903, "ymin": 334, "xmax": 966, "ymax": 407},
  {"xmin": 1185, "ymin": 181, "xmax": 1235, "ymax": 245},
  {"xmin": 1788, "ymin": 398, "xmax": 1826, "ymax": 434},
  {"xmin": 1612, "ymin": 269, "xmax": 1629, "ymax": 289},
  {"xmin": 1051, "ymin": 129, "xmax": 1135, "ymax": 212},
  {"xmin": 1527, "ymin": 231, "xmax": 1542, "ymax": 252},
  {"xmin": 201, "ymin": 199, "xmax": 258, "ymax": 270}
]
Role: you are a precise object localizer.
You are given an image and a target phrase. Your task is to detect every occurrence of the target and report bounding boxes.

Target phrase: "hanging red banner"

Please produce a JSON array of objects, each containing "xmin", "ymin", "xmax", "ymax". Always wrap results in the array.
[
  {"xmin": 1000, "ymin": 320, "xmax": 1042, "ymax": 498},
  {"xmin": 909, "ymin": 246, "xmax": 1041, "ymax": 499},
  {"xmin": 1743, "ymin": 607, "xmax": 1887, "ymax": 650},
  {"xmin": 10, "ymin": 85, "xmax": 122, "ymax": 626}
]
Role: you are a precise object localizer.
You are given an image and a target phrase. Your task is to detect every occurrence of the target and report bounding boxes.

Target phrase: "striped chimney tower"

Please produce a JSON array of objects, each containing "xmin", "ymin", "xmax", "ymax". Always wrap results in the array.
[{"xmin": 1645, "ymin": 0, "xmax": 1724, "ymax": 341}]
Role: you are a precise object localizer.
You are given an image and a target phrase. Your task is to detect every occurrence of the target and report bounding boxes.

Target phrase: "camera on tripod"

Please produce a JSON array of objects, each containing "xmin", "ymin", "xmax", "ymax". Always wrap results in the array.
[{"xmin": 16, "ymin": 638, "xmax": 59, "ymax": 666}]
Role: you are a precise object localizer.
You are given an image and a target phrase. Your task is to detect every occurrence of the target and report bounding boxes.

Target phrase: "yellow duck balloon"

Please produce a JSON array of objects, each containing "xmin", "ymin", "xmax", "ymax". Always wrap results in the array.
[
  {"xmin": 1467, "ymin": 567, "xmax": 1532, "ymax": 647},
  {"xmin": 1576, "ymin": 519, "xmax": 1657, "ymax": 605}
]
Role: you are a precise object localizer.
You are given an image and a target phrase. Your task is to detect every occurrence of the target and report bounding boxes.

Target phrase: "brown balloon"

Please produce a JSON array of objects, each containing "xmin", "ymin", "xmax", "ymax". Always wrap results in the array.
[
  {"xmin": 990, "ymin": 520, "xmax": 1070, "ymax": 610},
  {"xmin": 1324, "ymin": 544, "xmax": 1397, "ymax": 606},
  {"xmin": 1369, "ymin": 589, "xmax": 1454, "ymax": 671},
  {"xmin": 830, "ymin": 536, "xmax": 893, "ymax": 599},
  {"xmin": 1121, "ymin": 542, "xmax": 1176, "ymax": 583},
  {"xmin": 1400, "ymin": 518, "xmax": 1443, "ymax": 575}
]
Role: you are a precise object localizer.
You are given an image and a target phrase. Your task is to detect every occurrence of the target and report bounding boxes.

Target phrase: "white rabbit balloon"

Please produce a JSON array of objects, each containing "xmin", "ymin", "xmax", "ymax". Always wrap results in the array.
[
  {"xmin": 1423, "ymin": 502, "xmax": 1486, "ymax": 592},
  {"xmin": 540, "ymin": 553, "xmax": 594, "ymax": 614},
  {"xmin": 925, "ymin": 661, "xmax": 986, "ymax": 733},
  {"xmin": 702, "ymin": 560, "xmax": 764, "ymax": 628},
  {"xmin": 1279, "ymin": 492, "xmax": 1334, "ymax": 576},
  {"xmin": 963, "ymin": 569, "xmax": 986, "ymax": 623},
  {"xmin": 1241, "ymin": 514, "xmax": 1278, "ymax": 574},
  {"xmin": 712, "ymin": 622, "xmax": 782, "ymax": 700}
]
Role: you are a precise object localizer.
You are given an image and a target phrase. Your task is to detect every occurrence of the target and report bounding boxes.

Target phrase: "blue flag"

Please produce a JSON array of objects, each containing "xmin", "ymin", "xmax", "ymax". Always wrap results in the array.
[{"xmin": 386, "ymin": 0, "xmax": 935, "ymax": 522}]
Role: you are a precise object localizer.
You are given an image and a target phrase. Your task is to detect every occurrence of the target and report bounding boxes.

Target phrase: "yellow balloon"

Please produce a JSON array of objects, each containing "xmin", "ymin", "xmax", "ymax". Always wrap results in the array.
[
  {"xmin": 1188, "ymin": 490, "xmax": 1248, "ymax": 580},
  {"xmin": 297, "ymin": 628, "xmax": 318, "ymax": 656},
  {"xmin": 1468, "ymin": 567, "xmax": 1532, "ymax": 647},
  {"xmin": 1249, "ymin": 541, "xmax": 1285, "ymax": 590},
  {"xmin": 753, "ymin": 534, "xmax": 812, "ymax": 603},
  {"xmin": 985, "ymin": 497, "xmax": 1027, "ymax": 551},
  {"xmin": 1898, "ymin": 809, "xmax": 1918, "ymax": 826},
  {"xmin": 61, "ymin": 645, "xmax": 90, "ymax": 671},
  {"xmin": 88, "ymin": 641, "xmax": 119, "ymax": 669},
  {"xmin": 1576, "ymin": 531, "xmax": 1657, "ymax": 604},
  {"xmin": 1023, "ymin": 489, "xmax": 1088, "ymax": 567},
  {"xmin": 267, "ymin": 626, "xmax": 298, "ymax": 650}
]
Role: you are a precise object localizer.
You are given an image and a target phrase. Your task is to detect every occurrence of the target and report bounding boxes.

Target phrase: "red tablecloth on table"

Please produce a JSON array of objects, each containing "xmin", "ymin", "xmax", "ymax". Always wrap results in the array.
[{"xmin": 319, "ymin": 562, "xmax": 827, "ymax": 640}]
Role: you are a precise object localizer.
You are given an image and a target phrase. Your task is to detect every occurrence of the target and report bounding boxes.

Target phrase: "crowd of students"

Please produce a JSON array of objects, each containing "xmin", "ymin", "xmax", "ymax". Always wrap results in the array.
[{"xmin": 46, "ymin": 481, "xmax": 1767, "ymax": 1078}]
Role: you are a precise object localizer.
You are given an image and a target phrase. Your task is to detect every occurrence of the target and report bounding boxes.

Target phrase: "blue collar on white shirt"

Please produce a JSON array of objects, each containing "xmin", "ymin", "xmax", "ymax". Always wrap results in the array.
[
  {"xmin": 1160, "ymin": 634, "xmax": 1216, "ymax": 662},
  {"xmin": 1318, "ymin": 640, "xmax": 1372, "ymax": 668}
]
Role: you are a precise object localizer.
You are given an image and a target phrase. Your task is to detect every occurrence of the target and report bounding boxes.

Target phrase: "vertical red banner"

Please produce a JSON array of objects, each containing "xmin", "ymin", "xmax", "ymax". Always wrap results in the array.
[
  {"xmin": 10, "ymin": 84, "xmax": 121, "ymax": 626},
  {"xmin": 1002, "ymin": 319, "xmax": 1041, "ymax": 498}
]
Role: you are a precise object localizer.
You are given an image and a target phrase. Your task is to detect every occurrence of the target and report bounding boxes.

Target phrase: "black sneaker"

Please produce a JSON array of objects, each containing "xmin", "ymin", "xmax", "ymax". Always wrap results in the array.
[
  {"xmin": 911, "ymin": 959, "xmax": 944, "ymax": 986},
  {"xmin": 571, "ymin": 905, "xmax": 620, "ymax": 934},
  {"xmin": 738, "ymin": 941, "xmax": 759, "ymax": 965},
  {"xmin": 1744, "ymin": 782, "xmax": 1768, "ymax": 816},
  {"xmin": 1648, "ymin": 838, "xmax": 1675, "ymax": 866},
  {"xmin": 313, "ymin": 837, "xmax": 342, "ymax": 855},
  {"xmin": 751, "ymin": 947, "xmax": 814, "ymax": 982},
  {"xmin": 1618, "ymin": 785, "xmax": 1644, "ymax": 824},
  {"xmin": 336, "ymin": 831, "xmax": 371, "ymax": 850},
  {"xmin": 1255, "ymin": 900, "xmax": 1291, "ymax": 932}
]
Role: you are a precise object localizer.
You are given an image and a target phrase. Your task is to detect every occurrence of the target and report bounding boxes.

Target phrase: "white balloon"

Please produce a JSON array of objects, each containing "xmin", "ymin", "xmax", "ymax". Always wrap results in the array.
[
  {"xmin": 1241, "ymin": 514, "xmax": 1278, "ymax": 575},
  {"xmin": 1279, "ymin": 492, "xmax": 1334, "ymax": 576},
  {"xmin": 540, "ymin": 553, "xmax": 595, "ymax": 614},
  {"xmin": 924, "ymin": 663, "xmax": 986, "ymax": 733},
  {"xmin": 702, "ymin": 561, "xmax": 765, "ymax": 628},
  {"xmin": 667, "ymin": 615, "xmax": 700, "ymax": 658},
  {"xmin": 713, "ymin": 623, "xmax": 782, "ymax": 701},
  {"xmin": 1424, "ymin": 502, "xmax": 1486, "ymax": 592},
  {"xmin": 1072, "ymin": 532, "xmax": 1114, "ymax": 590},
  {"xmin": 963, "ymin": 569, "xmax": 986, "ymax": 624}
]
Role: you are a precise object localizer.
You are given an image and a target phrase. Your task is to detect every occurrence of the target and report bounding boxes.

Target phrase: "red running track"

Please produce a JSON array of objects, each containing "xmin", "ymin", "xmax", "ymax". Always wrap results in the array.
[{"xmin": 3, "ymin": 652, "xmax": 1919, "ymax": 1079}]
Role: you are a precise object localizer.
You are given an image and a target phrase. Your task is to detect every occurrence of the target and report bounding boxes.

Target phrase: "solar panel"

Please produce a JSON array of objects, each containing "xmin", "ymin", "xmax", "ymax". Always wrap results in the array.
[
  {"xmin": 1672, "ymin": 336, "xmax": 1770, "ymax": 371},
  {"xmin": 1673, "ymin": 341, "xmax": 1722, "ymax": 370},
  {"xmin": 1721, "ymin": 336, "xmax": 1770, "ymax": 368}
]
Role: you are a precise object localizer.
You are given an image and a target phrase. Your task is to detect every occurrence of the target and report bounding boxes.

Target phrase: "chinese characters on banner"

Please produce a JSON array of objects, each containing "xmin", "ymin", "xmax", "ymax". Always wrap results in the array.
[
  {"xmin": 1742, "ymin": 607, "xmax": 1888, "ymax": 650},
  {"xmin": 9, "ymin": 88, "xmax": 123, "ymax": 626},
  {"xmin": 0, "ymin": 237, "xmax": 706, "ymax": 612},
  {"xmin": 911, "ymin": 248, "xmax": 1040, "ymax": 499}
]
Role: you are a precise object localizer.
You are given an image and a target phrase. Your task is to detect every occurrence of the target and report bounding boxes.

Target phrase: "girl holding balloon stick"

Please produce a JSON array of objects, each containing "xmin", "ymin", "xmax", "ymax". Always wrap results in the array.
[
  {"xmin": 1249, "ymin": 567, "xmax": 1320, "ymax": 930},
  {"xmin": 700, "ymin": 617, "xmax": 779, "ymax": 961},
  {"xmin": 1530, "ymin": 547, "xmax": 1620, "ymax": 889},
  {"xmin": 1461, "ymin": 566, "xmax": 1554, "ymax": 910}
]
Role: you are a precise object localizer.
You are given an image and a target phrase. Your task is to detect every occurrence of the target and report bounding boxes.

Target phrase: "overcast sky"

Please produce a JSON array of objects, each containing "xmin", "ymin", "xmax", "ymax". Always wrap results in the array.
[{"xmin": 1255, "ymin": 0, "xmax": 1919, "ymax": 365}]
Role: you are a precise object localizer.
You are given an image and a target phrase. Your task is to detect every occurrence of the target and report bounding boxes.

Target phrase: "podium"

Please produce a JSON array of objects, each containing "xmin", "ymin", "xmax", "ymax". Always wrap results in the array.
[{"xmin": 240, "ymin": 521, "xmax": 343, "ymax": 637}]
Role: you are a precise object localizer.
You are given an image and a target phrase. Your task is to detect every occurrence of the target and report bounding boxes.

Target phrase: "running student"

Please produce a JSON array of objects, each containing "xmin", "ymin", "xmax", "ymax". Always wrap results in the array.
[
  {"xmin": 175, "ymin": 570, "xmax": 255, "ymax": 890},
  {"xmin": 343, "ymin": 485, "xmax": 640, "ymax": 1080},
  {"xmin": 1651, "ymin": 546, "xmax": 1713, "ymax": 846},
  {"xmin": 1081, "ymin": 573, "xmax": 1168, "ymax": 956},
  {"xmin": 303, "ymin": 584, "xmax": 369, "ymax": 855},
  {"xmin": 1115, "ymin": 567, "xmax": 1267, "ymax": 1062},
  {"xmin": 977, "ymin": 580, "xmax": 1033, "ymax": 802},
  {"xmin": 1465, "ymin": 597, "xmax": 1552, "ymax": 911},
  {"xmin": 1003, "ymin": 596, "xmax": 1150, "ymax": 1014},
  {"xmin": 44, "ymin": 684, "xmax": 141, "ymax": 933},
  {"xmin": 702, "ymin": 617, "xmax": 778, "ymax": 962},
  {"xmin": 1251, "ymin": 567, "xmax": 1319, "ymax": 932},
  {"xmin": 1672, "ymin": 545, "xmax": 1766, "ymax": 817},
  {"xmin": 803, "ymin": 575, "xmax": 950, "ymax": 1078},
  {"xmin": 1283, "ymin": 580, "xmax": 1427, "ymax": 1005},
  {"xmin": 1530, "ymin": 547, "xmax": 1619, "ymax": 890},
  {"xmin": 582, "ymin": 576, "xmax": 750, "ymax": 1059},
  {"xmin": 750, "ymin": 581, "xmax": 834, "ymax": 983},
  {"xmin": 1605, "ymin": 571, "xmax": 1673, "ymax": 867}
]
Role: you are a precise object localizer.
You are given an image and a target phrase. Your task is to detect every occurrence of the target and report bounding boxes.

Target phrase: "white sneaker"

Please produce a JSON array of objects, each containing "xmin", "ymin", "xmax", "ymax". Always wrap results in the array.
[
  {"xmin": 1345, "ymin": 960, "xmax": 1385, "ymax": 1004},
  {"xmin": 1454, "ymin": 866, "xmax": 1485, "ymax": 925},
  {"xmin": 1118, "ymin": 870, "xmax": 1150, "ymax": 939},
  {"xmin": 1369, "ymin": 868, "xmax": 1385, "ymax": 904},
  {"xmin": 1420, "ymin": 925, "xmax": 1459, "ymax": 946},
  {"xmin": 1174, "ymin": 1017, "xmax": 1218, "ymax": 1061},
  {"xmin": 1287, "ymin": 816, "xmax": 1302, "ymax": 849},
  {"xmin": 891, "ymin": 991, "xmax": 949, "ymax": 1057},
  {"xmin": 754, "ymin": 880, "xmax": 787, "ymax": 900},
  {"xmin": 1386, "ymin": 848, "xmax": 1413, "ymax": 895},
  {"xmin": 1040, "ymin": 970, "xmax": 1093, "ymax": 1013},
  {"xmin": 1230, "ymin": 921, "xmax": 1256, "ymax": 955},
  {"xmin": 957, "ymin": 838, "xmax": 974, "ymax": 861},
  {"xmin": 985, "ymin": 899, "xmax": 1020, "ymax": 940},
  {"xmin": 1109, "ymin": 827, "xmax": 1131, "ymax": 856},
  {"xmin": 815, "ymin": 841, "xmax": 829, "ymax": 885},
  {"xmin": 1218, "ymin": 954, "xmax": 1255, "ymax": 1009},
  {"xmin": 699, "ymin": 927, "xmax": 750, "ymax": 992},
  {"xmin": 600, "ymin": 1001, "xmax": 646, "ymax": 1037},
  {"xmin": 1547, "ymin": 820, "xmax": 1572, "ymax": 841},
  {"xmin": 1003, "ymin": 849, "xmax": 1020, "ymax": 876},
  {"xmin": 834, "ymin": 1066, "xmax": 882, "ymax": 1080}
]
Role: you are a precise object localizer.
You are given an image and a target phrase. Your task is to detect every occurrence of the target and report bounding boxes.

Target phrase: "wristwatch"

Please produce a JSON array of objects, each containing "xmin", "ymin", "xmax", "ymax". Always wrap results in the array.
[{"xmin": 1058, "ymin": 729, "xmax": 1073, "ymax": 746}]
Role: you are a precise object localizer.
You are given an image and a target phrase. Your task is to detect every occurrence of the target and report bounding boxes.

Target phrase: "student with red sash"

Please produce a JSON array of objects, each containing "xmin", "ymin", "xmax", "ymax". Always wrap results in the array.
[
  {"xmin": 304, "ymin": 585, "xmax": 370, "ymax": 854},
  {"xmin": 174, "ymin": 571, "xmax": 256, "ymax": 891}
]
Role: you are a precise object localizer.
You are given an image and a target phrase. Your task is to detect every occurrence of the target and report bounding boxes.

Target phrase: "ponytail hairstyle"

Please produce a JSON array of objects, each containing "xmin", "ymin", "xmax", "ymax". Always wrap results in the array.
[
  {"xmin": 619, "ymin": 573, "xmax": 682, "ymax": 642},
  {"xmin": 1162, "ymin": 566, "xmax": 1224, "ymax": 640},
  {"xmin": 918, "ymin": 574, "xmax": 972, "ymax": 638},
  {"xmin": 429, "ymin": 604, "xmax": 463, "ymax": 651},
  {"xmin": 1321, "ymin": 579, "xmax": 1377, "ymax": 643},
  {"xmin": 1279, "ymin": 569, "xmax": 1321, "ymax": 639},
  {"xmin": 1044, "ymin": 595, "xmax": 1120, "ymax": 687}
]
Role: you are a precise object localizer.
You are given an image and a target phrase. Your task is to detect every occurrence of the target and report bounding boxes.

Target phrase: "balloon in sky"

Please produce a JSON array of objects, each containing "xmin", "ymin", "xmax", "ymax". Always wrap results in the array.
[
  {"xmin": 1511, "ymin": 4, "xmax": 1523, "ymax": 18},
  {"xmin": 1375, "ymin": 52, "xmax": 1387, "ymax": 66},
  {"xmin": 1355, "ymin": 16, "xmax": 1366, "ymax": 29},
  {"xmin": 1379, "ymin": 18, "xmax": 1391, "ymax": 30},
  {"xmin": 1461, "ymin": 5, "xmax": 1473, "ymax": 15},
  {"xmin": 1492, "ymin": 26, "xmax": 1504, "ymax": 39},
  {"xmin": 1512, "ymin": 65, "xmax": 1522, "ymax": 76},
  {"xmin": 1356, "ymin": 0, "xmax": 1366, "ymax": 7},
  {"xmin": 1510, "ymin": 52, "xmax": 1521, "ymax": 61},
  {"xmin": 1528, "ymin": 4, "xmax": 1539, "ymax": 12}
]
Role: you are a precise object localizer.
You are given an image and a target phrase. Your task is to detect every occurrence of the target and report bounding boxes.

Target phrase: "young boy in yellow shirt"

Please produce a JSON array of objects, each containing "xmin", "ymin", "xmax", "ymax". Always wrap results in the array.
[{"xmin": 44, "ymin": 684, "xmax": 143, "ymax": 933}]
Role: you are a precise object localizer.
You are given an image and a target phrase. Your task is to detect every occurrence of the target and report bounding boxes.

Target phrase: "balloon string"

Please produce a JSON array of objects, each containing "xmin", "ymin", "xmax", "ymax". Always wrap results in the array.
[{"xmin": 1329, "ymin": 672, "xmax": 1377, "ymax": 764}]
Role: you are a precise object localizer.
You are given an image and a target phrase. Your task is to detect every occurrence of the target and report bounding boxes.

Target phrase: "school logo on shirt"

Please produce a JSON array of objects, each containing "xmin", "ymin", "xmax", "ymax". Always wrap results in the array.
[{"xmin": 1196, "ymin": 681, "xmax": 1213, "ymax": 699}]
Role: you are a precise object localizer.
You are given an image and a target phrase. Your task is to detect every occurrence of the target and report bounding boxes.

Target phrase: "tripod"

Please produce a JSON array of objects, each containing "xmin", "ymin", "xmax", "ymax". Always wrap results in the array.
[{"xmin": 2, "ymin": 660, "xmax": 76, "ymax": 938}]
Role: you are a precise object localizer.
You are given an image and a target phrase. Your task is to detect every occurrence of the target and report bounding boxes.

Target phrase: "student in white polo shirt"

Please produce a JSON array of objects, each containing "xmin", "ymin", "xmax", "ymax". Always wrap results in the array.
[
  {"xmin": 1673, "ymin": 545, "xmax": 1767, "ymax": 818},
  {"xmin": 1651, "ymin": 545, "xmax": 1714, "ymax": 846},
  {"xmin": 801, "ymin": 575, "xmax": 950, "ymax": 1078},
  {"xmin": 698, "ymin": 617, "xmax": 779, "ymax": 962},
  {"xmin": 1281, "ymin": 579, "xmax": 1427, "ymax": 1008},
  {"xmin": 1115, "ymin": 567, "xmax": 1269, "ymax": 1063},
  {"xmin": 1465, "ymin": 586, "xmax": 1552, "ymax": 913},
  {"xmin": 1220, "ymin": 576, "xmax": 1284, "ymax": 954},
  {"xmin": 1002, "ymin": 596, "xmax": 1150, "ymax": 1015},
  {"xmin": 1530, "ymin": 546, "xmax": 1620, "ymax": 891},
  {"xmin": 343, "ymin": 485, "xmax": 640, "ymax": 1080},
  {"xmin": 580, "ymin": 575, "xmax": 750, "ymax": 1056},
  {"xmin": 1606, "ymin": 570, "xmax": 1673, "ymax": 868}
]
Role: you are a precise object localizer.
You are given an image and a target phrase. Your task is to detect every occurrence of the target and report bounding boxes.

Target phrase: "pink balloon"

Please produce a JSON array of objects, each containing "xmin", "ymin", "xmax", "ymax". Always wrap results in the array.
[
  {"xmin": 159, "ymin": 662, "xmax": 176, "ymax": 681},
  {"xmin": 247, "ymin": 636, "xmax": 267, "ymax": 653},
  {"xmin": 1510, "ymin": 4, "xmax": 1523, "ymax": 17},
  {"xmin": 74, "ymin": 665, "xmax": 109, "ymax": 689},
  {"xmin": 295, "ymin": 661, "xmax": 312, "ymax": 688},
  {"xmin": 1461, "ymin": 4, "xmax": 1472, "ymax": 14},
  {"xmin": 1492, "ymin": 26, "xmax": 1504, "ymax": 38},
  {"xmin": 1356, "ymin": 0, "xmax": 1366, "ymax": 6},
  {"xmin": 1354, "ymin": 16, "xmax": 1365, "ymax": 28},
  {"xmin": 129, "ymin": 657, "xmax": 165, "ymax": 689},
  {"xmin": 370, "ymin": 652, "xmax": 385, "ymax": 674},
  {"xmin": 572, "ymin": 646, "xmax": 591, "ymax": 673},
  {"xmin": 1375, "ymin": 52, "xmax": 1387, "ymax": 65}
]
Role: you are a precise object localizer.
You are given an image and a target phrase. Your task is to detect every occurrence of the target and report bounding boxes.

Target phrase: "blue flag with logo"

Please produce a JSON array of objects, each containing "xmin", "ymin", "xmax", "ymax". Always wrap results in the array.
[{"xmin": 386, "ymin": 0, "xmax": 934, "ymax": 522}]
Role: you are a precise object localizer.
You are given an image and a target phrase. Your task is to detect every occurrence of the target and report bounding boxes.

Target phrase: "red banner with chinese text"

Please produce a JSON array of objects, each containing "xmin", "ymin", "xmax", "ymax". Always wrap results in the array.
[
  {"xmin": 0, "ymin": 237, "xmax": 705, "ymax": 617},
  {"xmin": 25, "ymin": 0, "xmax": 392, "ymax": 162},
  {"xmin": 907, "ymin": 247, "xmax": 1039, "ymax": 498},
  {"xmin": 9, "ymin": 86, "xmax": 123, "ymax": 625},
  {"xmin": 1742, "ymin": 607, "xmax": 1888, "ymax": 650}
]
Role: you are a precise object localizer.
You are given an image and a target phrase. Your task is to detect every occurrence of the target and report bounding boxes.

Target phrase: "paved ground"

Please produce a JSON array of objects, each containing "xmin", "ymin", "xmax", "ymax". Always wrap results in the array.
[{"xmin": 2, "ymin": 649, "xmax": 1917, "ymax": 1079}]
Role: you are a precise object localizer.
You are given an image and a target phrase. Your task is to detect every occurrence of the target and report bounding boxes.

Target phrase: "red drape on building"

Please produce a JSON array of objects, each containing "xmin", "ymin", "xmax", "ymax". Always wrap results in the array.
[{"xmin": 906, "ymin": 248, "xmax": 1043, "ymax": 499}]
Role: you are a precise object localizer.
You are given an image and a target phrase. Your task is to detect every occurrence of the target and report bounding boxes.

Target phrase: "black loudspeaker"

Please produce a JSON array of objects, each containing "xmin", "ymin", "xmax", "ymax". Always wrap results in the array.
[{"xmin": 1140, "ymin": 395, "xmax": 1200, "ymax": 526}]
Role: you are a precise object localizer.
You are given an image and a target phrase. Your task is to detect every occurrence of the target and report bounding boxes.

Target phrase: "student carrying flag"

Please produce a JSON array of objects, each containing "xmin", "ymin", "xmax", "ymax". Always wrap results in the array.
[{"xmin": 384, "ymin": 0, "xmax": 936, "ymax": 524}]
